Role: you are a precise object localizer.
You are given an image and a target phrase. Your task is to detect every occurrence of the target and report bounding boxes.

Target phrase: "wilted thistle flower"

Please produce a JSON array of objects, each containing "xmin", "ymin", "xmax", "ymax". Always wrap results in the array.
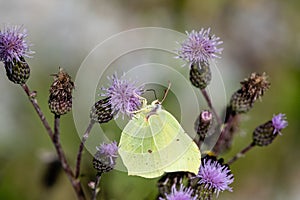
[
  {"xmin": 90, "ymin": 97, "xmax": 113, "ymax": 123},
  {"xmin": 0, "ymin": 25, "xmax": 33, "ymax": 84},
  {"xmin": 93, "ymin": 141, "xmax": 118, "ymax": 173},
  {"xmin": 230, "ymin": 72, "xmax": 270, "ymax": 114},
  {"xmin": 177, "ymin": 28, "xmax": 223, "ymax": 66},
  {"xmin": 253, "ymin": 113, "xmax": 288, "ymax": 146},
  {"xmin": 159, "ymin": 184, "xmax": 197, "ymax": 200},
  {"xmin": 195, "ymin": 156, "xmax": 234, "ymax": 197},
  {"xmin": 48, "ymin": 68, "xmax": 74, "ymax": 116},
  {"xmin": 101, "ymin": 74, "xmax": 144, "ymax": 118}
]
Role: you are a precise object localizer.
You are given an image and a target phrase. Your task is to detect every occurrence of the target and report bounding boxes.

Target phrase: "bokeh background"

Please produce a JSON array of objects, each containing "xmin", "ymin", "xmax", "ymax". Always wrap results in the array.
[{"xmin": 0, "ymin": 0, "xmax": 299, "ymax": 199}]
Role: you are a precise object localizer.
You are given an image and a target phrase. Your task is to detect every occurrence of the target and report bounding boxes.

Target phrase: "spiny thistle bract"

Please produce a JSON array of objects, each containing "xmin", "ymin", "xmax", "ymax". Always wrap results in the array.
[
  {"xmin": 189, "ymin": 62, "xmax": 212, "ymax": 89},
  {"xmin": 4, "ymin": 57, "xmax": 30, "ymax": 84},
  {"xmin": 48, "ymin": 68, "xmax": 74, "ymax": 116},
  {"xmin": 230, "ymin": 72, "xmax": 270, "ymax": 114},
  {"xmin": 90, "ymin": 97, "xmax": 113, "ymax": 123}
]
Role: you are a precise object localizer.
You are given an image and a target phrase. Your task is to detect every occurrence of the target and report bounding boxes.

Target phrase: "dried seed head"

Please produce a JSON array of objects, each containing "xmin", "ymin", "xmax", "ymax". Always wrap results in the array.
[
  {"xmin": 189, "ymin": 62, "xmax": 211, "ymax": 89},
  {"xmin": 230, "ymin": 72, "xmax": 270, "ymax": 114},
  {"xmin": 48, "ymin": 68, "xmax": 74, "ymax": 116},
  {"xmin": 90, "ymin": 97, "xmax": 113, "ymax": 123}
]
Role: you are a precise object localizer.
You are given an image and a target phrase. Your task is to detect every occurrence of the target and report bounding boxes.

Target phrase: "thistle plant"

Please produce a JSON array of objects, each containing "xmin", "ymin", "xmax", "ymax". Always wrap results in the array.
[
  {"xmin": 0, "ymin": 25, "xmax": 33, "ymax": 84},
  {"xmin": 0, "ymin": 24, "xmax": 289, "ymax": 200}
]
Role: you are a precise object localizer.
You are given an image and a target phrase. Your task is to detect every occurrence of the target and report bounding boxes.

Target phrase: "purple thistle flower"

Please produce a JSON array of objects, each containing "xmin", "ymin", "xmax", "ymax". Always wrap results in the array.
[
  {"xmin": 272, "ymin": 113, "xmax": 288, "ymax": 134},
  {"xmin": 0, "ymin": 25, "xmax": 33, "ymax": 63},
  {"xmin": 159, "ymin": 184, "xmax": 197, "ymax": 200},
  {"xmin": 101, "ymin": 74, "xmax": 144, "ymax": 118},
  {"xmin": 177, "ymin": 28, "xmax": 223, "ymax": 66},
  {"xmin": 196, "ymin": 157, "xmax": 234, "ymax": 196},
  {"xmin": 94, "ymin": 141, "xmax": 118, "ymax": 168}
]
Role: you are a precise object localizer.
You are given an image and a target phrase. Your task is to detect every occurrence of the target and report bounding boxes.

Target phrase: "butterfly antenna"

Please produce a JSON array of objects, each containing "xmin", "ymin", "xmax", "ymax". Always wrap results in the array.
[
  {"xmin": 146, "ymin": 89, "xmax": 157, "ymax": 100},
  {"xmin": 160, "ymin": 82, "xmax": 171, "ymax": 104}
]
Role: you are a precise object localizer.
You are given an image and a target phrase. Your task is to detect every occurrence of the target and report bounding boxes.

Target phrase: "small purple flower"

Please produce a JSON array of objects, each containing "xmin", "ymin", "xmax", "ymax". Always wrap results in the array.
[
  {"xmin": 159, "ymin": 184, "xmax": 197, "ymax": 200},
  {"xmin": 196, "ymin": 157, "xmax": 234, "ymax": 196},
  {"xmin": 177, "ymin": 28, "xmax": 223, "ymax": 65},
  {"xmin": 272, "ymin": 113, "xmax": 288, "ymax": 134},
  {"xmin": 0, "ymin": 25, "xmax": 33, "ymax": 63},
  {"xmin": 95, "ymin": 141, "xmax": 118, "ymax": 167},
  {"xmin": 102, "ymin": 74, "xmax": 144, "ymax": 118}
]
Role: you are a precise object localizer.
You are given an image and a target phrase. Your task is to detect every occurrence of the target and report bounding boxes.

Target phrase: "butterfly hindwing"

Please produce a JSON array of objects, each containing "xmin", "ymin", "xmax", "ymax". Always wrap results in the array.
[{"xmin": 118, "ymin": 103, "xmax": 201, "ymax": 178}]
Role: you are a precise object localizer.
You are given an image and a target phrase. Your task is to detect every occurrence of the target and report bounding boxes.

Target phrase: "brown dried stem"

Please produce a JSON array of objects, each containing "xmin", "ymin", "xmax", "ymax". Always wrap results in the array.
[
  {"xmin": 21, "ymin": 84, "xmax": 86, "ymax": 200},
  {"xmin": 75, "ymin": 120, "xmax": 95, "ymax": 179}
]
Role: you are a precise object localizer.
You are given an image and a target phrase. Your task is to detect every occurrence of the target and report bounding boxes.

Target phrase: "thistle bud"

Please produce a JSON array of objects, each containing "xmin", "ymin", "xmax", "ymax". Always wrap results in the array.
[
  {"xmin": 90, "ymin": 97, "xmax": 113, "ymax": 123},
  {"xmin": 230, "ymin": 72, "xmax": 270, "ymax": 114},
  {"xmin": 48, "ymin": 68, "xmax": 74, "ymax": 116},
  {"xmin": 195, "ymin": 110, "xmax": 213, "ymax": 142},
  {"xmin": 189, "ymin": 62, "xmax": 211, "ymax": 89},
  {"xmin": 253, "ymin": 113, "xmax": 288, "ymax": 146}
]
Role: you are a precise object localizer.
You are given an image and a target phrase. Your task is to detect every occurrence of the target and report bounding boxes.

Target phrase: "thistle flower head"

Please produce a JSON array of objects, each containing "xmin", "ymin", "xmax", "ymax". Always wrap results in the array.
[
  {"xmin": 272, "ymin": 113, "xmax": 288, "ymax": 134},
  {"xmin": 177, "ymin": 28, "xmax": 223, "ymax": 66},
  {"xmin": 101, "ymin": 74, "xmax": 144, "ymax": 118},
  {"xmin": 0, "ymin": 25, "xmax": 33, "ymax": 63},
  {"xmin": 93, "ymin": 141, "xmax": 118, "ymax": 173},
  {"xmin": 196, "ymin": 156, "xmax": 234, "ymax": 196},
  {"xmin": 159, "ymin": 184, "xmax": 197, "ymax": 200},
  {"xmin": 96, "ymin": 141, "xmax": 118, "ymax": 160}
]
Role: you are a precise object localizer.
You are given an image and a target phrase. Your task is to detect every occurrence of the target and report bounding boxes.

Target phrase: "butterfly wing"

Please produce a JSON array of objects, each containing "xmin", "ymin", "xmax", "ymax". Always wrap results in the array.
[
  {"xmin": 118, "ymin": 112, "xmax": 166, "ymax": 178},
  {"xmin": 118, "ymin": 108, "xmax": 201, "ymax": 178},
  {"xmin": 156, "ymin": 110, "xmax": 201, "ymax": 174}
]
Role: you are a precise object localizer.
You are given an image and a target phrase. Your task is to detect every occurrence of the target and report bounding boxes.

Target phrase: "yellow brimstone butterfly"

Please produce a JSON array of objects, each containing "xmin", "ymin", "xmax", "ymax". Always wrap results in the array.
[{"xmin": 118, "ymin": 89, "xmax": 201, "ymax": 178}]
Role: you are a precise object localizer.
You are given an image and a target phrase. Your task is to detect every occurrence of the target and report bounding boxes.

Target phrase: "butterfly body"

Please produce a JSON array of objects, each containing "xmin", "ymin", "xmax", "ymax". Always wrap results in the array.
[{"xmin": 119, "ymin": 100, "xmax": 201, "ymax": 178}]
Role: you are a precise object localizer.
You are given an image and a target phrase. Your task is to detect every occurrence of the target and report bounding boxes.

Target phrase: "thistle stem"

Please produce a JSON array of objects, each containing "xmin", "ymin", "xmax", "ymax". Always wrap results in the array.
[
  {"xmin": 200, "ymin": 89, "xmax": 222, "ymax": 126},
  {"xmin": 91, "ymin": 172, "xmax": 102, "ymax": 200},
  {"xmin": 21, "ymin": 84, "xmax": 53, "ymax": 139},
  {"xmin": 75, "ymin": 120, "xmax": 95, "ymax": 179},
  {"xmin": 212, "ymin": 114, "xmax": 237, "ymax": 155},
  {"xmin": 227, "ymin": 142, "xmax": 255, "ymax": 165},
  {"xmin": 53, "ymin": 115, "xmax": 86, "ymax": 200}
]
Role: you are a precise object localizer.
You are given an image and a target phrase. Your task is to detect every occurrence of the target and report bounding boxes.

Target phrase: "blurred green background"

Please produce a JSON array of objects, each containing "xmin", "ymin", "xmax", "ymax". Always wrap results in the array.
[{"xmin": 0, "ymin": 0, "xmax": 300, "ymax": 199}]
